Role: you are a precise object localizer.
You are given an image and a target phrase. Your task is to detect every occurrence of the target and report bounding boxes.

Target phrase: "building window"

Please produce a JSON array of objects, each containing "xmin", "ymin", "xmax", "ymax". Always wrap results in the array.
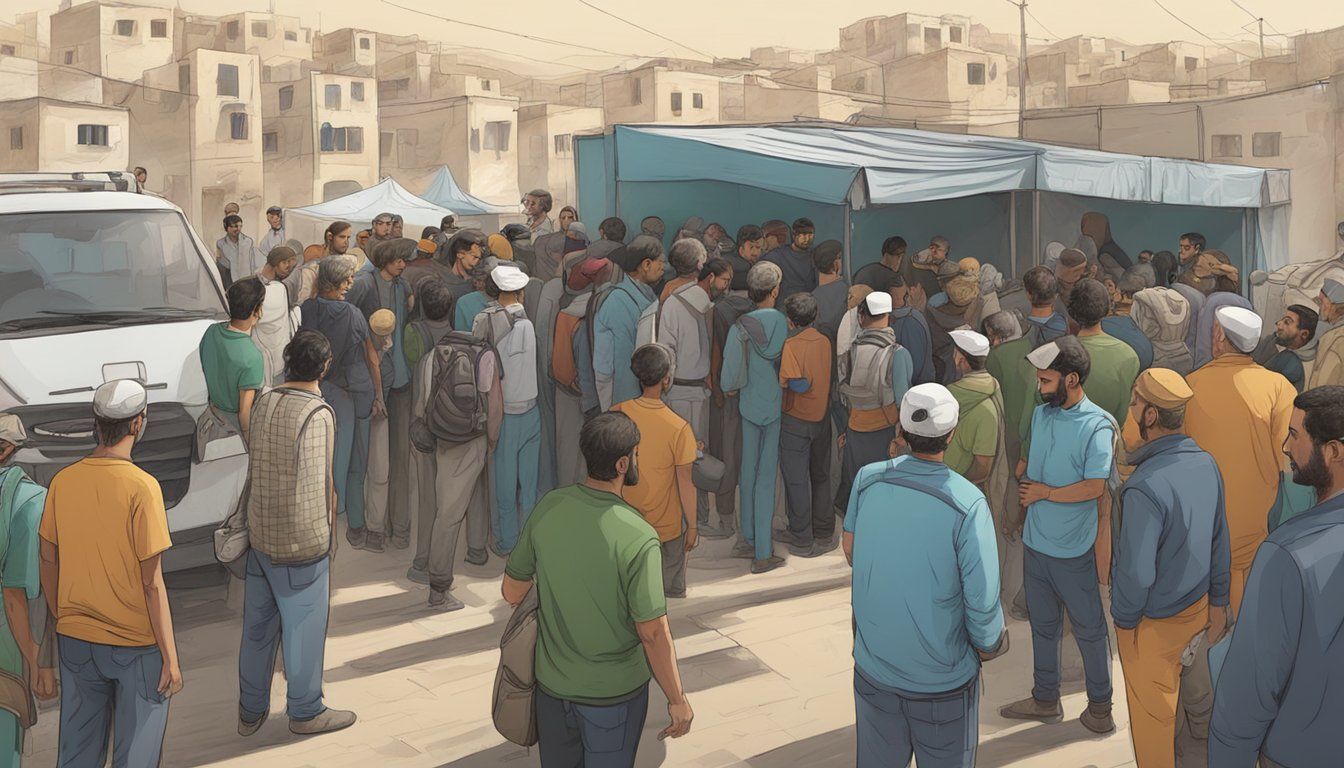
[
  {"xmin": 263, "ymin": 131, "xmax": 278, "ymax": 152},
  {"xmin": 226, "ymin": 20, "xmax": 239, "ymax": 40},
  {"xmin": 950, "ymin": 26, "xmax": 963, "ymax": 44},
  {"xmin": 217, "ymin": 64, "xmax": 239, "ymax": 97},
  {"xmin": 151, "ymin": 19, "xmax": 168, "ymax": 38},
  {"xmin": 1252, "ymin": 132, "xmax": 1281, "ymax": 157},
  {"xmin": 305, "ymin": 29, "xmax": 311, "ymax": 42},
  {"xmin": 77, "ymin": 124, "xmax": 109, "ymax": 146},
  {"xmin": 480, "ymin": 79, "xmax": 491, "ymax": 91},
  {"xmin": 320, "ymin": 124, "xmax": 363, "ymax": 152},
  {"xmin": 924, "ymin": 28, "xmax": 942, "ymax": 50},
  {"xmin": 380, "ymin": 132, "xmax": 393, "ymax": 160},
  {"xmin": 379, "ymin": 78, "xmax": 410, "ymax": 100},
  {"xmin": 631, "ymin": 78, "xmax": 642, "ymax": 105},
  {"xmin": 554, "ymin": 133, "xmax": 572, "ymax": 155},
  {"xmin": 325, "ymin": 84, "xmax": 342, "ymax": 109},
  {"xmin": 9, "ymin": 127, "xmax": 21, "ymax": 150},
  {"xmin": 229, "ymin": 113, "xmax": 248, "ymax": 140},
  {"xmin": 670, "ymin": 91, "xmax": 683, "ymax": 114},
  {"xmin": 179, "ymin": 64, "xmax": 190, "ymax": 93},
  {"xmin": 114, "ymin": 19, "xmax": 135, "ymax": 37},
  {"xmin": 252, "ymin": 22, "xmax": 269, "ymax": 38},
  {"xmin": 854, "ymin": 75, "xmax": 866, "ymax": 92},
  {"xmin": 1185, "ymin": 56, "xmax": 1199, "ymax": 72},
  {"xmin": 359, "ymin": 37, "xmax": 371, "ymax": 50},
  {"xmin": 1213, "ymin": 134, "xmax": 1242, "ymax": 158},
  {"xmin": 1, "ymin": 44, "xmax": 15, "ymax": 56},
  {"xmin": 285, "ymin": 30, "xmax": 297, "ymax": 42},
  {"xmin": 262, "ymin": 65, "xmax": 273, "ymax": 82},
  {"xmin": 278, "ymin": 85, "xmax": 293, "ymax": 111},
  {"xmin": 692, "ymin": 92, "xmax": 703, "ymax": 109},
  {"xmin": 351, "ymin": 82, "xmax": 364, "ymax": 101},
  {"xmin": 483, "ymin": 121, "xmax": 511, "ymax": 152},
  {"xmin": 967, "ymin": 62, "xmax": 986, "ymax": 85},
  {"xmin": 64, "ymin": 50, "xmax": 75, "ymax": 65}
]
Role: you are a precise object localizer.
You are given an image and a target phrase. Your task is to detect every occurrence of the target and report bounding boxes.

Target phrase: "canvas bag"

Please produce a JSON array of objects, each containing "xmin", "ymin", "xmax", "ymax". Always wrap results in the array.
[
  {"xmin": 412, "ymin": 331, "xmax": 499, "ymax": 452},
  {"xmin": 839, "ymin": 328, "xmax": 898, "ymax": 410},
  {"xmin": 492, "ymin": 585, "xmax": 540, "ymax": 747}
]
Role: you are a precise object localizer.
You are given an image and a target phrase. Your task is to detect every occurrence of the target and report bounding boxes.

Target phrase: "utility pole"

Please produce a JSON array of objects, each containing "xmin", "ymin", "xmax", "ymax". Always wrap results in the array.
[
  {"xmin": 1017, "ymin": 0, "xmax": 1027, "ymax": 138},
  {"xmin": 1259, "ymin": 18, "xmax": 1265, "ymax": 59}
]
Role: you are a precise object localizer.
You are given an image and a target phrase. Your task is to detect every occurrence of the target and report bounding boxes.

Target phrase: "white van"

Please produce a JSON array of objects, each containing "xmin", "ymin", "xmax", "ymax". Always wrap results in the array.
[{"xmin": 0, "ymin": 172, "xmax": 244, "ymax": 572}]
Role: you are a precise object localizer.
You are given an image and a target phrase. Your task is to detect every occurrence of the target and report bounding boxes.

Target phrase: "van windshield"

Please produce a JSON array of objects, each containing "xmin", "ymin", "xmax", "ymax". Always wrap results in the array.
[{"xmin": 0, "ymin": 210, "xmax": 226, "ymax": 333}]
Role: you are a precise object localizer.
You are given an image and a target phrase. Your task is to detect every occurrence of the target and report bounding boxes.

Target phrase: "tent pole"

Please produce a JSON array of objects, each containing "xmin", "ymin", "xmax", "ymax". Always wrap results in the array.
[
  {"xmin": 1010, "ymin": 193, "xmax": 1018, "ymax": 280},
  {"xmin": 843, "ymin": 204, "xmax": 853, "ymax": 280},
  {"xmin": 1032, "ymin": 191, "xmax": 1041, "ymax": 274}
]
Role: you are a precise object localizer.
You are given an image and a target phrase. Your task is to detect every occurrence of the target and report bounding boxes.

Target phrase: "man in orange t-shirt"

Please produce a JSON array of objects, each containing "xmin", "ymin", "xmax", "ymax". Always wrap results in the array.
[
  {"xmin": 776, "ymin": 293, "xmax": 837, "ymax": 557},
  {"xmin": 613, "ymin": 345, "xmax": 699, "ymax": 598}
]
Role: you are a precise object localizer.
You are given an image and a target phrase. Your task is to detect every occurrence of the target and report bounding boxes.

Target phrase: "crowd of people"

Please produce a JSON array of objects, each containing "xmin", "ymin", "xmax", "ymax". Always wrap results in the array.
[{"xmin": 2, "ymin": 188, "xmax": 1343, "ymax": 768}]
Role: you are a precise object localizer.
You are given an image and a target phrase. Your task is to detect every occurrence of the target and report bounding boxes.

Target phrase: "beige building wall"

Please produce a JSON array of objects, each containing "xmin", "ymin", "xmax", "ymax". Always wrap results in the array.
[
  {"xmin": 1068, "ymin": 79, "xmax": 1171, "ymax": 107},
  {"xmin": 381, "ymin": 94, "xmax": 520, "ymax": 204},
  {"xmin": 264, "ymin": 72, "xmax": 379, "ymax": 208},
  {"xmin": 215, "ymin": 12, "xmax": 312, "ymax": 65},
  {"xmin": 517, "ymin": 103, "xmax": 603, "ymax": 208},
  {"xmin": 0, "ymin": 98, "xmax": 129, "ymax": 173},
  {"xmin": 840, "ymin": 13, "xmax": 973, "ymax": 62},
  {"xmin": 315, "ymin": 29, "xmax": 378, "ymax": 78},
  {"xmin": 51, "ymin": 3, "xmax": 176, "ymax": 82},
  {"xmin": 602, "ymin": 67, "xmax": 721, "ymax": 127},
  {"xmin": 882, "ymin": 47, "xmax": 1016, "ymax": 130}
]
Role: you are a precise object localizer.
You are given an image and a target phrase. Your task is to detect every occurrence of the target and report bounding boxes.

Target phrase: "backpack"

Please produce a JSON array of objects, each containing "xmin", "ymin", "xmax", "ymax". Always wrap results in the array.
[
  {"xmin": 412, "ymin": 330, "xmax": 499, "ymax": 452},
  {"xmin": 492, "ymin": 585, "xmax": 539, "ymax": 747},
  {"xmin": 550, "ymin": 288, "xmax": 597, "ymax": 397},
  {"xmin": 839, "ymin": 328, "xmax": 899, "ymax": 411}
]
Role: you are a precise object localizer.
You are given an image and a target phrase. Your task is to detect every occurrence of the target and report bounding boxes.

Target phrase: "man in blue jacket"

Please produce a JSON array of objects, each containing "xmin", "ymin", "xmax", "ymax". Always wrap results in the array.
[
  {"xmin": 844, "ymin": 384, "xmax": 1008, "ymax": 768},
  {"xmin": 1209, "ymin": 385, "xmax": 1344, "ymax": 768},
  {"xmin": 593, "ymin": 236, "xmax": 665, "ymax": 411},
  {"xmin": 1112, "ymin": 368, "xmax": 1231, "ymax": 768},
  {"xmin": 721, "ymin": 262, "xmax": 788, "ymax": 575}
]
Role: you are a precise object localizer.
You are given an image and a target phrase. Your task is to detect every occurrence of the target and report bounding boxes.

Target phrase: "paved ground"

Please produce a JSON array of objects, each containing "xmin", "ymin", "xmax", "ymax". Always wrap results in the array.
[{"xmin": 26, "ymin": 529, "xmax": 1144, "ymax": 768}]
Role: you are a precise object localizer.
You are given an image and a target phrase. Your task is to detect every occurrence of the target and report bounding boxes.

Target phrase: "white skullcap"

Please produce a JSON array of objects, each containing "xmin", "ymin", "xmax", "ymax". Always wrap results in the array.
[
  {"xmin": 1216, "ymin": 306, "xmax": 1262, "ymax": 353},
  {"xmin": 950, "ymin": 329, "xmax": 990, "ymax": 358},
  {"xmin": 1322, "ymin": 278, "xmax": 1344, "ymax": 304},
  {"xmin": 93, "ymin": 379, "xmax": 147, "ymax": 420},
  {"xmin": 491, "ymin": 264, "xmax": 529, "ymax": 292},
  {"xmin": 1026, "ymin": 341, "xmax": 1062, "ymax": 370},
  {"xmin": 0, "ymin": 413, "xmax": 25, "ymax": 446},
  {"xmin": 864, "ymin": 291, "xmax": 892, "ymax": 315},
  {"xmin": 900, "ymin": 384, "xmax": 960, "ymax": 438}
]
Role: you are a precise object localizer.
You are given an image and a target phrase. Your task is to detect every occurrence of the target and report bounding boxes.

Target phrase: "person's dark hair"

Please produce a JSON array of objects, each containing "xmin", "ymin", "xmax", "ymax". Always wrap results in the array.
[
  {"xmin": 95, "ymin": 414, "xmax": 140, "ymax": 447},
  {"xmin": 266, "ymin": 245, "xmax": 297, "ymax": 268},
  {"xmin": 284, "ymin": 329, "xmax": 333, "ymax": 382},
  {"xmin": 630, "ymin": 344, "xmax": 673, "ymax": 388},
  {"xmin": 226, "ymin": 277, "xmax": 266, "ymax": 321},
  {"xmin": 1145, "ymin": 401, "xmax": 1187, "ymax": 431},
  {"xmin": 736, "ymin": 224, "xmax": 765, "ymax": 248},
  {"xmin": 324, "ymin": 220, "xmax": 352, "ymax": 243},
  {"xmin": 959, "ymin": 349, "xmax": 988, "ymax": 371},
  {"xmin": 484, "ymin": 273, "xmax": 502, "ymax": 300},
  {"xmin": 792, "ymin": 217, "xmax": 815, "ymax": 234},
  {"xmin": 1181, "ymin": 232, "xmax": 1207, "ymax": 252},
  {"xmin": 581, "ymin": 412, "xmax": 642, "ymax": 482},
  {"xmin": 982, "ymin": 310, "xmax": 1023, "ymax": 343},
  {"xmin": 1287, "ymin": 304, "xmax": 1321, "ymax": 344},
  {"xmin": 1152, "ymin": 251, "xmax": 1178, "ymax": 286},
  {"xmin": 1294, "ymin": 386, "xmax": 1344, "ymax": 448},
  {"xmin": 449, "ymin": 230, "xmax": 488, "ymax": 265},
  {"xmin": 559, "ymin": 205, "xmax": 578, "ymax": 220},
  {"xmin": 440, "ymin": 215, "xmax": 456, "ymax": 230},
  {"xmin": 812, "ymin": 241, "xmax": 843, "ymax": 274},
  {"xmin": 1066, "ymin": 278, "xmax": 1111, "ymax": 328},
  {"xmin": 881, "ymin": 236, "xmax": 907, "ymax": 257},
  {"xmin": 526, "ymin": 189, "xmax": 554, "ymax": 213},
  {"xmin": 223, "ymin": 214, "xmax": 242, "ymax": 229},
  {"xmin": 1058, "ymin": 248, "xmax": 1088, "ymax": 269},
  {"xmin": 374, "ymin": 238, "xmax": 417, "ymax": 270},
  {"xmin": 640, "ymin": 216, "xmax": 665, "ymax": 237},
  {"xmin": 784, "ymin": 293, "xmax": 818, "ymax": 327},
  {"xmin": 903, "ymin": 430, "xmax": 952, "ymax": 456},
  {"xmin": 421, "ymin": 226, "xmax": 440, "ymax": 239},
  {"xmin": 699, "ymin": 257, "xmax": 731, "ymax": 281},
  {"xmin": 1023, "ymin": 266, "xmax": 1058, "ymax": 307},
  {"xmin": 133, "ymin": 166, "xmax": 147, "ymax": 176},
  {"xmin": 600, "ymin": 217, "xmax": 628, "ymax": 243},
  {"xmin": 419, "ymin": 278, "xmax": 453, "ymax": 322},
  {"xmin": 1047, "ymin": 335, "xmax": 1091, "ymax": 385}
]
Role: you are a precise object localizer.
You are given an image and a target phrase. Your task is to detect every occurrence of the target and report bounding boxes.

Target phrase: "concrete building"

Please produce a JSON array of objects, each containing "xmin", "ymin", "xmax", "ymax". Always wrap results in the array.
[
  {"xmin": 601, "ymin": 63, "xmax": 723, "ymax": 126},
  {"xmin": 517, "ymin": 103, "xmax": 604, "ymax": 208},
  {"xmin": 213, "ymin": 12, "xmax": 312, "ymax": 66},
  {"xmin": 0, "ymin": 56, "xmax": 105, "ymax": 103},
  {"xmin": 839, "ymin": 13, "xmax": 974, "ymax": 63},
  {"xmin": 0, "ymin": 97, "xmax": 129, "ymax": 172},
  {"xmin": 731, "ymin": 67, "xmax": 868, "ymax": 123},
  {"xmin": 50, "ymin": 2, "xmax": 176, "ymax": 82},
  {"xmin": 314, "ymin": 28, "xmax": 378, "ymax": 78},
  {"xmin": 13, "ymin": 11, "xmax": 53, "ymax": 61},
  {"xmin": 0, "ymin": 20, "xmax": 41, "ymax": 59},
  {"xmin": 261, "ymin": 71, "xmax": 380, "ymax": 208},
  {"xmin": 380, "ymin": 90, "xmax": 521, "ymax": 204},
  {"xmin": 127, "ymin": 48, "xmax": 265, "ymax": 238},
  {"xmin": 751, "ymin": 47, "xmax": 816, "ymax": 69},
  {"xmin": 881, "ymin": 46, "xmax": 1018, "ymax": 134}
]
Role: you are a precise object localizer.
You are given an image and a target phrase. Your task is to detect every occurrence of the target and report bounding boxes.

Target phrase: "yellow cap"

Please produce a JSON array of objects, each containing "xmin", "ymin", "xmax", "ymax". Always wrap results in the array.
[{"xmin": 1134, "ymin": 368, "xmax": 1194, "ymax": 409}]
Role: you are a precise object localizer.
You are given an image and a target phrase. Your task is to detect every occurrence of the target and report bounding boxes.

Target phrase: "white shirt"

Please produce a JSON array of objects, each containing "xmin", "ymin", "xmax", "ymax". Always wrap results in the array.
[{"xmin": 253, "ymin": 276, "xmax": 297, "ymax": 386}]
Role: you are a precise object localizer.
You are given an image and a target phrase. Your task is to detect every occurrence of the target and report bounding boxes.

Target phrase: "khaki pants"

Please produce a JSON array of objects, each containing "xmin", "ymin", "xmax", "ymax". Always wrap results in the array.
[
  {"xmin": 364, "ymin": 411, "xmax": 391, "ymax": 538},
  {"xmin": 410, "ymin": 437, "xmax": 487, "ymax": 592},
  {"xmin": 1116, "ymin": 597, "xmax": 1208, "ymax": 768}
]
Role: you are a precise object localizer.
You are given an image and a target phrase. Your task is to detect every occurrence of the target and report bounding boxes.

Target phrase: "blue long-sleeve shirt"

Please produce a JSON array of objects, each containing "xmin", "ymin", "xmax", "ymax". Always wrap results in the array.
[
  {"xmin": 720, "ymin": 308, "xmax": 787, "ymax": 426},
  {"xmin": 593, "ymin": 278, "xmax": 656, "ymax": 407},
  {"xmin": 1111, "ymin": 434, "xmax": 1231, "ymax": 629},
  {"xmin": 844, "ymin": 456, "xmax": 1004, "ymax": 694},
  {"xmin": 1209, "ymin": 491, "xmax": 1344, "ymax": 768},
  {"xmin": 890, "ymin": 308, "xmax": 936, "ymax": 386}
]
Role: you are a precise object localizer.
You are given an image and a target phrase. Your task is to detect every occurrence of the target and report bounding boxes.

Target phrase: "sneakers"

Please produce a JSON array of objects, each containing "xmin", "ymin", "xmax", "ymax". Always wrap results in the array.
[
  {"xmin": 731, "ymin": 540, "xmax": 755, "ymax": 559},
  {"xmin": 751, "ymin": 556, "xmax": 786, "ymax": 574},
  {"xmin": 999, "ymin": 697, "xmax": 1063, "ymax": 724},
  {"xmin": 406, "ymin": 566, "xmax": 430, "ymax": 585},
  {"xmin": 1080, "ymin": 700, "xmax": 1115, "ymax": 734},
  {"xmin": 289, "ymin": 708, "xmax": 357, "ymax": 735},
  {"xmin": 345, "ymin": 526, "xmax": 366, "ymax": 549},
  {"xmin": 389, "ymin": 534, "xmax": 410, "ymax": 550},
  {"xmin": 238, "ymin": 710, "xmax": 267, "ymax": 737},
  {"xmin": 464, "ymin": 549, "xmax": 489, "ymax": 566},
  {"xmin": 428, "ymin": 589, "xmax": 465, "ymax": 612},
  {"xmin": 773, "ymin": 529, "xmax": 810, "ymax": 548},
  {"xmin": 698, "ymin": 519, "xmax": 733, "ymax": 540},
  {"xmin": 361, "ymin": 533, "xmax": 385, "ymax": 553},
  {"xmin": 813, "ymin": 536, "xmax": 840, "ymax": 554},
  {"xmin": 789, "ymin": 541, "xmax": 827, "ymax": 558}
]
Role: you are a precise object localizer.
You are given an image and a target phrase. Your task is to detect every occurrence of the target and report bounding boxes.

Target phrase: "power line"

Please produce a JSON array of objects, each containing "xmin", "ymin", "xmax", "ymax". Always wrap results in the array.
[
  {"xmin": 381, "ymin": 0, "xmax": 645, "ymax": 61},
  {"xmin": 1025, "ymin": 9, "xmax": 1063, "ymax": 41},
  {"xmin": 1148, "ymin": 0, "xmax": 1239, "ymax": 53},
  {"xmin": 574, "ymin": 0, "xmax": 713, "ymax": 61}
]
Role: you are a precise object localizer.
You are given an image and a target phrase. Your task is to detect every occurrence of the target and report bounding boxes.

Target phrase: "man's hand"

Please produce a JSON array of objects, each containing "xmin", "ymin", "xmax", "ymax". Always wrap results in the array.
[
  {"xmin": 658, "ymin": 697, "xmax": 694, "ymax": 740},
  {"xmin": 1018, "ymin": 481, "xmax": 1050, "ymax": 507},
  {"xmin": 684, "ymin": 529, "xmax": 699, "ymax": 552},
  {"xmin": 908, "ymin": 284, "xmax": 928, "ymax": 310},
  {"xmin": 1206, "ymin": 604, "xmax": 1229, "ymax": 646},
  {"xmin": 158, "ymin": 661, "xmax": 184, "ymax": 697},
  {"xmin": 33, "ymin": 667, "xmax": 56, "ymax": 701},
  {"xmin": 837, "ymin": 433, "xmax": 847, "ymax": 449},
  {"xmin": 372, "ymin": 398, "xmax": 388, "ymax": 419}
]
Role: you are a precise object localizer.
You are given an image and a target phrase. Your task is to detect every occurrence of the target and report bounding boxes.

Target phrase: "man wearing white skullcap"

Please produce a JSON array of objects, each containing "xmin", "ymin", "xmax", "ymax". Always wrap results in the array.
[
  {"xmin": 843, "ymin": 383, "xmax": 1007, "ymax": 768},
  {"xmin": 40, "ymin": 379, "xmax": 182, "ymax": 764},
  {"xmin": 1001, "ymin": 336, "xmax": 1119, "ymax": 735},
  {"xmin": 473, "ymin": 262, "xmax": 540, "ymax": 570},
  {"xmin": 1185, "ymin": 303, "xmax": 1295, "ymax": 620},
  {"xmin": 1309, "ymin": 277, "xmax": 1344, "ymax": 389}
]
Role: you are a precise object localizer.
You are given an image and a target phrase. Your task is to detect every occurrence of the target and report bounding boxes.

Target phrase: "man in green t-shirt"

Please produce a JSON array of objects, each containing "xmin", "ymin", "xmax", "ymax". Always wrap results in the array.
[
  {"xmin": 1068, "ymin": 279, "xmax": 1140, "ymax": 428},
  {"xmin": 503, "ymin": 412, "xmax": 694, "ymax": 766},
  {"xmin": 198, "ymin": 278, "xmax": 267, "ymax": 435}
]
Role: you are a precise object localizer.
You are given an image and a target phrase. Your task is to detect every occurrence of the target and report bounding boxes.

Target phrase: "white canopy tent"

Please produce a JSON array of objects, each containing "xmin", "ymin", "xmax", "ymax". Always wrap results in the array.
[{"xmin": 284, "ymin": 178, "xmax": 455, "ymax": 246}]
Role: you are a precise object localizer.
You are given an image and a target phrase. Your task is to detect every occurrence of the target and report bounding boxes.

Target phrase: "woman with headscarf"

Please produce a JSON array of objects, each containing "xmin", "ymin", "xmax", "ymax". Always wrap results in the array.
[
  {"xmin": 1078, "ymin": 212, "xmax": 1131, "ymax": 280},
  {"xmin": 1131, "ymin": 287, "xmax": 1194, "ymax": 375}
]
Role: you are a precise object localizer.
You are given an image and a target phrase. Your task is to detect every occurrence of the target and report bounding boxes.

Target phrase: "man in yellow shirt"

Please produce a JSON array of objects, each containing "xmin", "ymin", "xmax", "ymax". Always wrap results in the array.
[
  {"xmin": 1184, "ymin": 306, "xmax": 1295, "ymax": 618},
  {"xmin": 613, "ymin": 345, "xmax": 699, "ymax": 598},
  {"xmin": 39, "ymin": 379, "xmax": 182, "ymax": 768}
]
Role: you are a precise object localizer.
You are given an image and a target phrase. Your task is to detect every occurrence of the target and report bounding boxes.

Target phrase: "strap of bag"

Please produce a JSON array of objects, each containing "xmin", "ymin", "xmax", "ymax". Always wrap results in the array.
[{"xmin": 854, "ymin": 464, "xmax": 972, "ymax": 518}]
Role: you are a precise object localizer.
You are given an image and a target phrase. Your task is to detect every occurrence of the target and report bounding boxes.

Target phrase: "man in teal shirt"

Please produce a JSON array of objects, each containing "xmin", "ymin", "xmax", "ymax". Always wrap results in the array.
[
  {"xmin": 721, "ymin": 262, "xmax": 788, "ymax": 574},
  {"xmin": 844, "ymin": 384, "xmax": 1007, "ymax": 768},
  {"xmin": 1001, "ymin": 337, "xmax": 1117, "ymax": 735},
  {"xmin": 199, "ymin": 277, "xmax": 267, "ymax": 436},
  {"xmin": 593, "ymin": 236, "xmax": 665, "ymax": 411}
]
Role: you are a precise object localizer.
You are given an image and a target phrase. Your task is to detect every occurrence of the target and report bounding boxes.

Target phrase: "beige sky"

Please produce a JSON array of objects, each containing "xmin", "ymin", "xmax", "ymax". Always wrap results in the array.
[{"xmin": 12, "ymin": 0, "xmax": 1344, "ymax": 69}]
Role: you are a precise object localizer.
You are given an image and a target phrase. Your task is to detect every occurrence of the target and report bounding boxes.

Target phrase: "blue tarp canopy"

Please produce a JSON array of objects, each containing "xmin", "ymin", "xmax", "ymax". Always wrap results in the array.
[{"xmin": 421, "ymin": 166, "xmax": 512, "ymax": 216}]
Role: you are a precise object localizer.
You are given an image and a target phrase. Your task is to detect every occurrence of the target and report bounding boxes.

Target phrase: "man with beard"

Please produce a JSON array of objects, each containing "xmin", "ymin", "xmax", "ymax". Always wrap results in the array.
[
  {"xmin": 1308, "ymin": 278, "xmax": 1344, "ymax": 389},
  {"xmin": 1113, "ymin": 369, "xmax": 1231, "ymax": 768},
  {"xmin": 1210, "ymin": 386, "xmax": 1344, "ymax": 768},
  {"xmin": 1253, "ymin": 304, "xmax": 1318, "ymax": 393},
  {"xmin": 1184, "ymin": 307, "xmax": 1295, "ymax": 618},
  {"xmin": 762, "ymin": 217, "xmax": 818, "ymax": 301},
  {"xmin": 728, "ymin": 225, "xmax": 765, "ymax": 295},
  {"xmin": 1001, "ymin": 337, "xmax": 1117, "ymax": 735}
]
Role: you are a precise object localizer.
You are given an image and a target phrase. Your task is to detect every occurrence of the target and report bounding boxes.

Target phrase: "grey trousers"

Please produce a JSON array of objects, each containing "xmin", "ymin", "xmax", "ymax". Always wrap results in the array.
[
  {"xmin": 554, "ymin": 389, "xmax": 587, "ymax": 487},
  {"xmin": 779, "ymin": 414, "xmax": 833, "ymax": 542},
  {"xmin": 710, "ymin": 393, "xmax": 743, "ymax": 519},
  {"xmin": 387, "ymin": 384, "xmax": 412, "ymax": 540},
  {"xmin": 666, "ymin": 384, "xmax": 711, "ymax": 525},
  {"xmin": 411, "ymin": 437, "xmax": 488, "ymax": 591},
  {"xmin": 661, "ymin": 531, "xmax": 687, "ymax": 598},
  {"xmin": 1174, "ymin": 631, "xmax": 1214, "ymax": 768},
  {"xmin": 467, "ymin": 460, "xmax": 492, "ymax": 555}
]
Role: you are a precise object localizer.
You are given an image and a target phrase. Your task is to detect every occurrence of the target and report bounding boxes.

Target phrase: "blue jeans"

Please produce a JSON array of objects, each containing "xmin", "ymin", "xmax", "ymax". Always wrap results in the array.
[
  {"xmin": 1023, "ymin": 545, "xmax": 1113, "ymax": 703},
  {"xmin": 493, "ymin": 407, "xmax": 541, "ymax": 553},
  {"xmin": 741, "ymin": 419, "xmax": 782, "ymax": 560},
  {"xmin": 238, "ymin": 550, "xmax": 331, "ymax": 721},
  {"xmin": 536, "ymin": 683, "xmax": 649, "ymax": 768},
  {"xmin": 854, "ymin": 669, "xmax": 979, "ymax": 768},
  {"xmin": 57, "ymin": 636, "xmax": 171, "ymax": 768},
  {"xmin": 322, "ymin": 382, "xmax": 372, "ymax": 530}
]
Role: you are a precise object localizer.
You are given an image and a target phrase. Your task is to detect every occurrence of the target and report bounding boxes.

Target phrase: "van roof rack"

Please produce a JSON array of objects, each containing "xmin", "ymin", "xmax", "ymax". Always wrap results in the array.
[{"xmin": 0, "ymin": 171, "xmax": 132, "ymax": 194}]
